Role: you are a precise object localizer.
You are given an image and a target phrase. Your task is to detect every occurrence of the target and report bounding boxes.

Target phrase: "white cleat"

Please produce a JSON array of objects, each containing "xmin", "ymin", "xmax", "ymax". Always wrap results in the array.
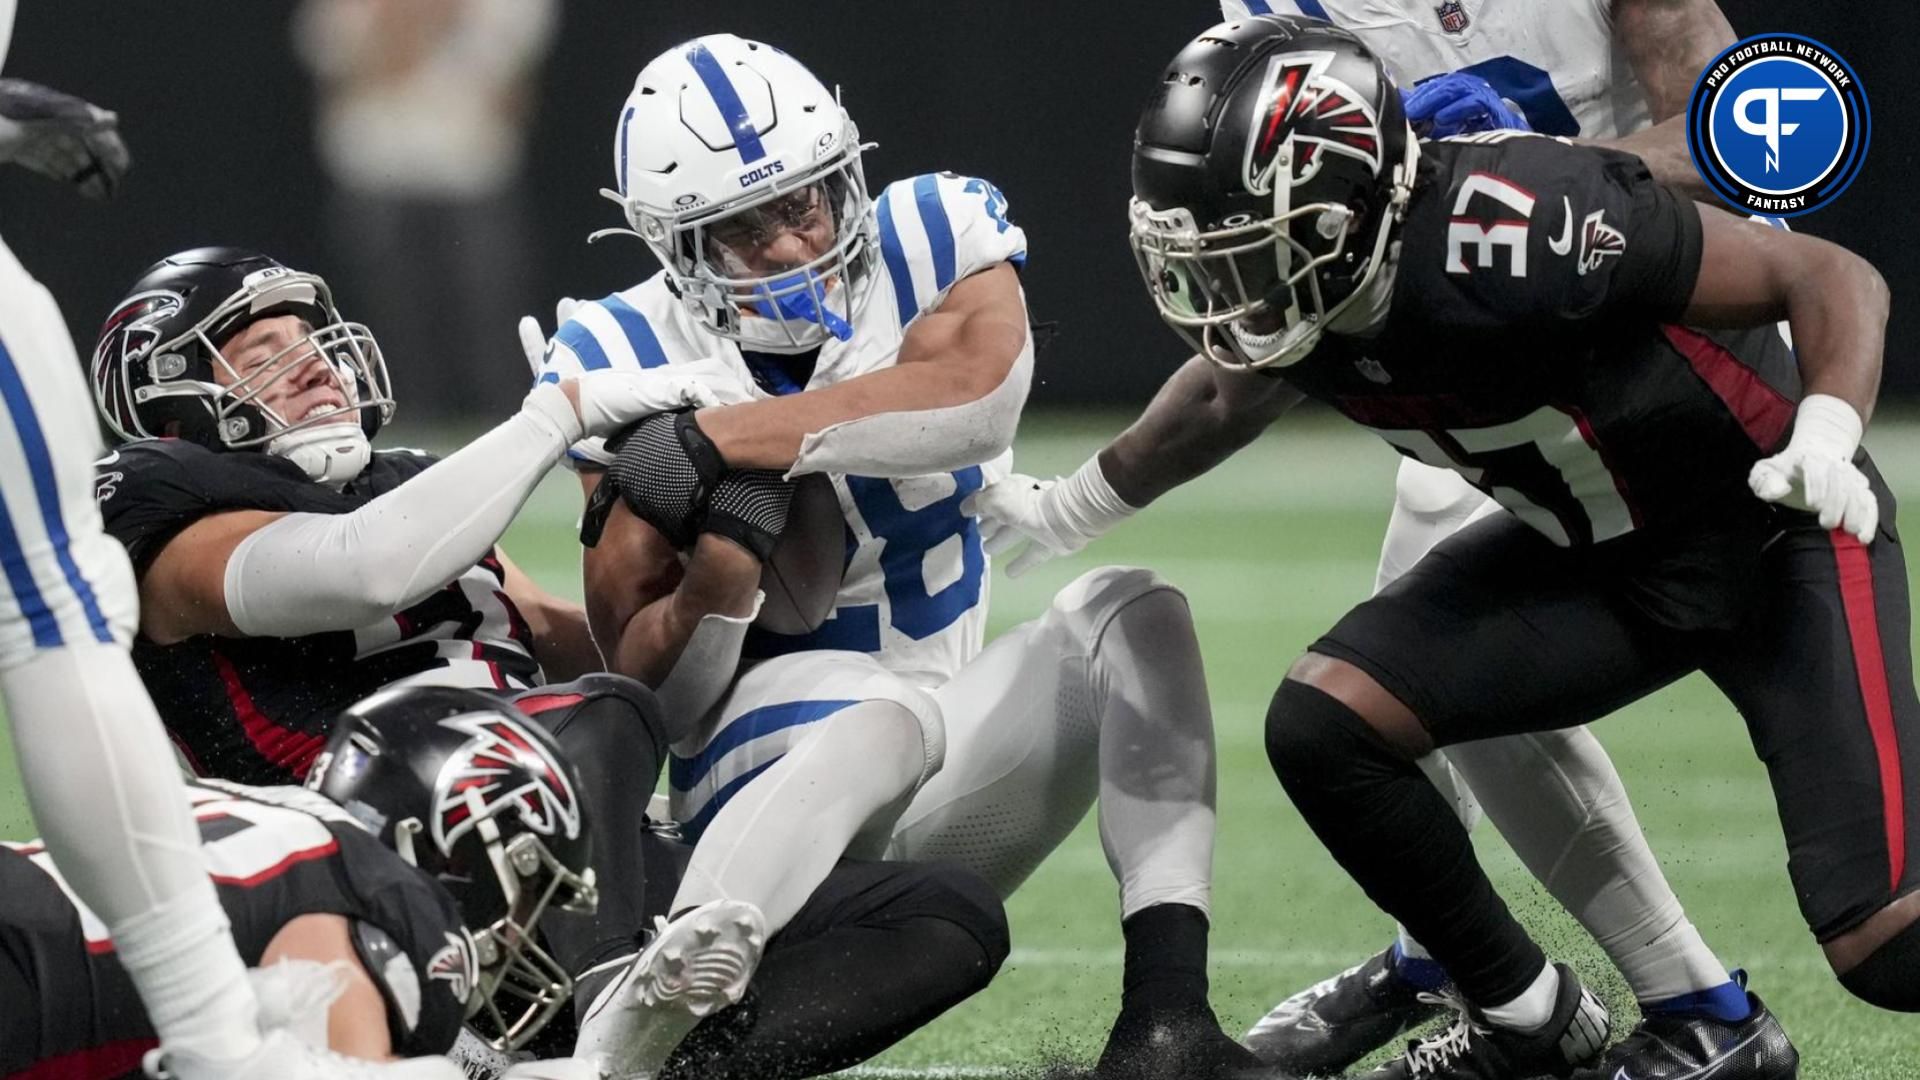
[
  {"xmin": 143, "ymin": 1026, "xmax": 468, "ymax": 1079},
  {"xmin": 574, "ymin": 899, "xmax": 767, "ymax": 1080}
]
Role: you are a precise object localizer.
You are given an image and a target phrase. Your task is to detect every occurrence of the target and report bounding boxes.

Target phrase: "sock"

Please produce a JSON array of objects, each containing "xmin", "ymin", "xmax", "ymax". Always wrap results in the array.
[
  {"xmin": 1644, "ymin": 975, "xmax": 1753, "ymax": 1023},
  {"xmin": 1118, "ymin": 903, "xmax": 1211, "ymax": 1013},
  {"xmin": 1482, "ymin": 961, "xmax": 1560, "ymax": 1033},
  {"xmin": 1266, "ymin": 679, "xmax": 1547, "ymax": 1007},
  {"xmin": 1390, "ymin": 937, "xmax": 1451, "ymax": 992}
]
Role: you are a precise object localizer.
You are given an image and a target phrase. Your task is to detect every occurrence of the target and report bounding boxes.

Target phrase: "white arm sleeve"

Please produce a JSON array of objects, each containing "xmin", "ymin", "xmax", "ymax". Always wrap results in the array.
[
  {"xmin": 786, "ymin": 329, "xmax": 1033, "ymax": 479},
  {"xmin": 222, "ymin": 385, "xmax": 581, "ymax": 637}
]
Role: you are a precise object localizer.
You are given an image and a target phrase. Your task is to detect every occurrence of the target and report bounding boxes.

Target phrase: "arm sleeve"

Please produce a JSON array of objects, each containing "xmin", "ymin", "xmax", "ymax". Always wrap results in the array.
[{"xmin": 222, "ymin": 386, "xmax": 579, "ymax": 637}]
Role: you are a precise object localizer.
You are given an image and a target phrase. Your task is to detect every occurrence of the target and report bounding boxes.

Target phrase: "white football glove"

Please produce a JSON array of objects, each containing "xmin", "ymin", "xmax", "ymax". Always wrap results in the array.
[
  {"xmin": 0, "ymin": 78, "xmax": 130, "ymax": 200},
  {"xmin": 566, "ymin": 368, "xmax": 730, "ymax": 439},
  {"xmin": 961, "ymin": 455, "xmax": 1138, "ymax": 577},
  {"xmin": 1748, "ymin": 393, "xmax": 1877, "ymax": 543},
  {"xmin": 517, "ymin": 297, "xmax": 587, "ymax": 378}
]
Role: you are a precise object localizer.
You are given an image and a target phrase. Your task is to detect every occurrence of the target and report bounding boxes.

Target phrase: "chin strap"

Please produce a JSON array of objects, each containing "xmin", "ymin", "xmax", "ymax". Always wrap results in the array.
[{"xmin": 266, "ymin": 422, "xmax": 372, "ymax": 490}]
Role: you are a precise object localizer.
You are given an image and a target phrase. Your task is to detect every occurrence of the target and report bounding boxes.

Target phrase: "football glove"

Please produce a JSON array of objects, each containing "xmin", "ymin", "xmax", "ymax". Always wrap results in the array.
[
  {"xmin": 1403, "ymin": 72, "xmax": 1532, "ymax": 139},
  {"xmin": 516, "ymin": 297, "xmax": 586, "ymax": 378},
  {"xmin": 591, "ymin": 410, "xmax": 729, "ymax": 549},
  {"xmin": 1749, "ymin": 394, "xmax": 1877, "ymax": 542},
  {"xmin": 961, "ymin": 455, "xmax": 1138, "ymax": 577},
  {"xmin": 704, "ymin": 468, "xmax": 793, "ymax": 561},
  {"xmin": 0, "ymin": 79, "xmax": 130, "ymax": 200}
]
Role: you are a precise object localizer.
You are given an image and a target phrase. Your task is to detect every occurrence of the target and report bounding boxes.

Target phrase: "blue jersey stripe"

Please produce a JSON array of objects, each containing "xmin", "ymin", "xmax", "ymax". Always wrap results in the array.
[
  {"xmin": 617, "ymin": 106, "xmax": 636, "ymax": 194},
  {"xmin": 686, "ymin": 43, "xmax": 767, "ymax": 164},
  {"xmin": 669, "ymin": 698, "xmax": 858, "ymax": 793},
  {"xmin": 1244, "ymin": 0, "xmax": 1276, "ymax": 12},
  {"xmin": 912, "ymin": 175, "xmax": 957, "ymax": 292},
  {"xmin": 680, "ymin": 757, "xmax": 781, "ymax": 843},
  {"xmin": 0, "ymin": 338, "xmax": 110, "ymax": 643},
  {"xmin": 554, "ymin": 319, "xmax": 611, "ymax": 371},
  {"xmin": 1295, "ymin": 0, "xmax": 1332, "ymax": 20},
  {"xmin": 599, "ymin": 295, "xmax": 668, "ymax": 368},
  {"xmin": 875, "ymin": 191, "xmax": 919, "ymax": 327},
  {"xmin": 0, "ymin": 485, "xmax": 59, "ymax": 648}
]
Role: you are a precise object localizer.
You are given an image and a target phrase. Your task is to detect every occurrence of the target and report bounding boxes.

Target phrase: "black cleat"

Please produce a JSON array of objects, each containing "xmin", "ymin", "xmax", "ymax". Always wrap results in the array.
[
  {"xmin": 1568, "ymin": 990, "xmax": 1797, "ymax": 1080},
  {"xmin": 1243, "ymin": 948, "xmax": 1444, "ymax": 1074},
  {"xmin": 1357, "ymin": 963, "xmax": 1610, "ymax": 1080},
  {"xmin": 1097, "ymin": 1002, "xmax": 1269, "ymax": 1080}
]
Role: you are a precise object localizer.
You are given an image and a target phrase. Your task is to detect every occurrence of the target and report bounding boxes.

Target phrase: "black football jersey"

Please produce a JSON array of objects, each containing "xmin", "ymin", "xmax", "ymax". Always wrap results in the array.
[
  {"xmin": 0, "ymin": 783, "xmax": 473, "ymax": 1076},
  {"xmin": 95, "ymin": 440, "xmax": 542, "ymax": 785},
  {"xmin": 1280, "ymin": 133, "xmax": 1801, "ymax": 547}
]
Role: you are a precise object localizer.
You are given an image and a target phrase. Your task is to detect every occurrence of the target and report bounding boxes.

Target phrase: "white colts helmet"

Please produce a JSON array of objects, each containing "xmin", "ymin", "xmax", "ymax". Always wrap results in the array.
[{"xmin": 601, "ymin": 34, "xmax": 878, "ymax": 353}]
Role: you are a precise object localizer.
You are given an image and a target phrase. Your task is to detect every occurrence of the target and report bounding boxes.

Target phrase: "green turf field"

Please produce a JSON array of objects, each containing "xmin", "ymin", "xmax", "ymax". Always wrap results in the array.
[{"xmin": 2, "ymin": 410, "xmax": 1915, "ymax": 1076}]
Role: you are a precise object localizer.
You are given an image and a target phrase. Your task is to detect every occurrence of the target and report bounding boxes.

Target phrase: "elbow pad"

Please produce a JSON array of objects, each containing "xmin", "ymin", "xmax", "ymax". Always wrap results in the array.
[{"xmin": 787, "ymin": 331, "xmax": 1033, "ymax": 478}]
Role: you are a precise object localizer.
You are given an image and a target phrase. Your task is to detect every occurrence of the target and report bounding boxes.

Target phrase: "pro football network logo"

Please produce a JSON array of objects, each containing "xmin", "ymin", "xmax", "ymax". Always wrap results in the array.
[{"xmin": 1686, "ymin": 34, "xmax": 1869, "ymax": 217}]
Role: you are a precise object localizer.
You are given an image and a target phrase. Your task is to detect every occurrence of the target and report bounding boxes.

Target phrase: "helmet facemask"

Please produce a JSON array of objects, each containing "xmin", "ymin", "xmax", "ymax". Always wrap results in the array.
[
  {"xmin": 401, "ymin": 791, "xmax": 599, "ymax": 1052},
  {"xmin": 1130, "ymin": 135, "xmax": 1417, "ymax": 371},
  {"xmin": 132, "ymin": 272, "xmax": 394, "ymax": 484}
]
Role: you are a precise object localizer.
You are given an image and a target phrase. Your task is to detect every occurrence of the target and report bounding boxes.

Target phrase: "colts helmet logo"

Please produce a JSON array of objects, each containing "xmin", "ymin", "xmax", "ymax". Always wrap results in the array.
[
  {"xmin": 92, "ymin": 290, "xmax": 183, "ymax": 436},
  {"xmin": 1241, "ymin": 52, "xmax": 1383, "ymax": 196},
  {"xmin": 430, "ymin": 713, "xmax": 581, "ymax": 854}
]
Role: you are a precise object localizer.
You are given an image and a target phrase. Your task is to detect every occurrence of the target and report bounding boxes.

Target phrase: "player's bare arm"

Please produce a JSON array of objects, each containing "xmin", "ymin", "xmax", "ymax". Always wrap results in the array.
[
  {"xmin": 579, "ymin": 470, "xmax": 761, "ymax": 685},
  {"xmin": 496, "ymin": 551, "xmax": 601, "ymax": 682},
  {"xmin": 1100, "ymin": 354, "xmax": 1304, "ymax": 507},
  {"xmin": 1685, "ymin": 202, "xmax": 1888, "ymax": 420},
  {"xmin": 1601, "ymin": 0, "xmax": 1736, "ymax": 196},
  {"xmin": 695, "ymin": 262, "xmax": 1030, "ymax": 471},
  {"xmin": 258, "ymin": 914, "xmax": 395, "ymax": 1060}
]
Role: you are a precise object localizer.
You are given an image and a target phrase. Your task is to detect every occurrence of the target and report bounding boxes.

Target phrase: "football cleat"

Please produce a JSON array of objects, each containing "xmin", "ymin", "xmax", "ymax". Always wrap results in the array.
[
  {"xmin": 1097, "ymin": 1001, "xmax": 1268, "ymax": 1080},
  {"xmin": 1358, "ymin": 963, "xmax": 1610, "ymax": 1080},
  {"xmin": 574, "ymin": 898, "xmax": 767, "ymax": 1080},
  {"xmin": 1567, "ymin": 990, "xmax": 1798, "ymax": 1080},
  {"xmin": 143, "ymin": 1027, "xmax": 467, "ymax": 1080},
  {"xmin": 1243, "ymin": 947, "xmax": 1444, "ymax": 1074}
]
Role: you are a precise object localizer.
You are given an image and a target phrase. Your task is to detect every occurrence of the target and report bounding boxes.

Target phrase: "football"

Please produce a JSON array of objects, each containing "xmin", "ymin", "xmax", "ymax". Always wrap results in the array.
[{"xmin": 755, "ymin": 472, "xmax": 845, "ymax": 635}]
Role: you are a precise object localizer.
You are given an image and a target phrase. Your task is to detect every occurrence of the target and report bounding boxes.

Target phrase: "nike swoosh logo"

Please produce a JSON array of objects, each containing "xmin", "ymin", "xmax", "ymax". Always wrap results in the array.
[{"xmin": 1548, "ymin": 196, "xmax": 1573, "ymax": 255}]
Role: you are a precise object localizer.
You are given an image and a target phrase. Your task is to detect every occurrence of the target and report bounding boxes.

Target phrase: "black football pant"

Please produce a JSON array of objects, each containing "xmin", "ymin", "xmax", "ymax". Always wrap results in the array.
[
  {"xmin": 511, "ymin": 675, "xmax": 1010, "ymax": 1073},
  {"xmin": 1271, "ymin": 472, "xmax": 1920, "ymax": 1007}
]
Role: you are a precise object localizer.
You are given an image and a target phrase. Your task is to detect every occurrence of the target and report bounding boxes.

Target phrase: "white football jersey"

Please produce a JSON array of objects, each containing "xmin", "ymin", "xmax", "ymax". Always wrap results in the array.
[
  {"xmin": 539, "ymin": 171, "xmax": 1029, "ymax": 687},
  {"xmin": 1223, "ymin": 0, "xmax": 1651, "ymax": 139}
]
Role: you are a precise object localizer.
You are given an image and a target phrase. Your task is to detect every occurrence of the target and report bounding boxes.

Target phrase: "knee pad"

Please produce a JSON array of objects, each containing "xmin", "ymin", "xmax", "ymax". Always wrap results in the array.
[
  {"xmin": 1050, "ymin": 565, "xmax": 1189, "ymax": 652},
  {"xmin": 515, "ymin": 674, "xmax": 670, "ymax": 788},
  {"xmin": 914, "ymin": 861, "xmax": 1013, "ymax": 972},
  {"xmin": 1838, "ymin": 915, "xmax": 1920, "ymax": 1012},
  {"xmin": 1265, "ymin": 677, "xmax": 1410, "ymax": 790}
]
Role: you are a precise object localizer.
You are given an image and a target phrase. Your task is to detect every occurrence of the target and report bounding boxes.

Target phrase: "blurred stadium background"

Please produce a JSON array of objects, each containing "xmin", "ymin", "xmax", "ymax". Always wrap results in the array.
[{"xmin": 0, "ymin": 2, "xmax": 1915, "ymax": 1076}]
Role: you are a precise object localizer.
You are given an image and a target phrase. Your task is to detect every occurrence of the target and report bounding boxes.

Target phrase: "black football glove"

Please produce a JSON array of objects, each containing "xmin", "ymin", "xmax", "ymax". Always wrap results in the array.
[
  {"xmin": 0, "ymin": 79, "xmax": 130, "ymax": 200},
  {"xmin": 582, "ymin": 409, "xmax": 728, "ymax": 549},
  {"xmin": 704, "ymin": 468, "xmax": 794, "ymax": 561}
]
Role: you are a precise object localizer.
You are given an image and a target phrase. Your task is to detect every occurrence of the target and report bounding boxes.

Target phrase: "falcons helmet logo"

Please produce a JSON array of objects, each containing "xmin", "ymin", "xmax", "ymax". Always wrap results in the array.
[
  {"xmin": 430, "ymin": 713, "xmax": 581, "ymax": 854},
  {"xmin": 92, "ymin": 290, "xmax": 182, "ymax": 436},
  {"xmin": 1242, "ymin": 51, "xmax": 1383, "ymax": 196}
]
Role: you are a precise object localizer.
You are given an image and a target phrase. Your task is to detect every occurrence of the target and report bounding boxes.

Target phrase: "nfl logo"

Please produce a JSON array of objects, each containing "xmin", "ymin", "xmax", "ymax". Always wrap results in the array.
[{"xmin": 1435, "ymin": 0, "xmax": 1470, "ymax": 33}]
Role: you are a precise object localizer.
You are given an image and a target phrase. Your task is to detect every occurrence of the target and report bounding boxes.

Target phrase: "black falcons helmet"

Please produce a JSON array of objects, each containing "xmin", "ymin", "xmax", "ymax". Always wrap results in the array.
[
  {"xmin": 1129, "ymin": 15, "xmax": 1416, "ymax": 369},
  {"xmin": 91, "ymin": 246, "xmax": 393, "ymax": 450},
  {"xmin": 306, "ymin": 685, "xmax": 597, "ymax": 1051}
]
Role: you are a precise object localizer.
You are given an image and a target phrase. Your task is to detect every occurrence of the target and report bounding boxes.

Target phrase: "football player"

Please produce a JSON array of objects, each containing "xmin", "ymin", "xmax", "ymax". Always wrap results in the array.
[
  {"xmin": 972, "ymin": 15, "xmax": 1915, "ymax": 1080},
  {"xmin": 0, "ymin": 6, "xmax": 464, "ymax": 1076},
  {"xmin": 1055, "ymin": 1, "xmax": 1764, "ymax": 1071},
  {"xmin": 2, "ymin": 684, "xmax": 1008, "ymax": 1080},
  {"xmin": 88, "ymin": 246, "xmax": 715, "ymax": 786},
  {"xmin": 533, "ymin": 33, "xmax": 1246, "ymax": 1080}
]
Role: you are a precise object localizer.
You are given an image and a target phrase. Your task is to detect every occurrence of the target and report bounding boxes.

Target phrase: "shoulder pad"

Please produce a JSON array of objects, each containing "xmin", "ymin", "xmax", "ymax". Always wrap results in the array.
[{"xmin": 873, "ymin": 172, "xmax": 1028, "ymax": 328}]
